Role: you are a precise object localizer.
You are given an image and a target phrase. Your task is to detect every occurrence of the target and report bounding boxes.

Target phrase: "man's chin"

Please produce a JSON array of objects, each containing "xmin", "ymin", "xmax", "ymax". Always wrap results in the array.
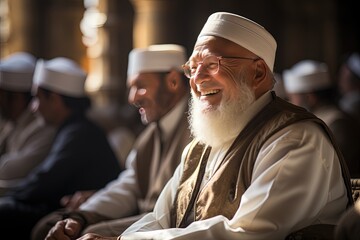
[{"xmin": 198, "ymin": 102, "xmax": 219, "ymax": 114}]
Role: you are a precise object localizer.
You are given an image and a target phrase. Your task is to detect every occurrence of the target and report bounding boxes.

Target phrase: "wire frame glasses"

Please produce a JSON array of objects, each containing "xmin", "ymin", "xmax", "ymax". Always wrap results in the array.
[{"xmin": 182, "ymin": 55, "xmax": 260, "ymax": 79}]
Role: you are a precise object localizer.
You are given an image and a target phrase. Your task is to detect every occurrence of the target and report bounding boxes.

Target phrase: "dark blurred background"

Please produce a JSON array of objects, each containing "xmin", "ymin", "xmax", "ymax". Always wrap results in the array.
[{"xmin": 1, "ymin": 0, "xmax": 359, "ymax": 129}]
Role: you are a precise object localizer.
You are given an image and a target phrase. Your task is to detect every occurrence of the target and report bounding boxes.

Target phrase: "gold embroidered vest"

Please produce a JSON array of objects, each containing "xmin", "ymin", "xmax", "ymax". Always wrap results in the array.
[{"xmin": 170, "ymin": 93, "xmax": 353, "ymax": 228}]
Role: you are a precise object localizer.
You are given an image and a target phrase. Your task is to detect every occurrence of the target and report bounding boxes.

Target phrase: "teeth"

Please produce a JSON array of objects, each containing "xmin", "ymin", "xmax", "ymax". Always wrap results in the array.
[{"xmin": 201, "ymin": 89, "xmax": 219, "ymax": 96}]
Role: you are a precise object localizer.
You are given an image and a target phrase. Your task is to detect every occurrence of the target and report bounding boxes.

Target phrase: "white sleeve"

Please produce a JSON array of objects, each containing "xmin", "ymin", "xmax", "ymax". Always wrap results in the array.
[
  {"xmin": 79, "ymin": 149, "xmax": 142, "ymax": 218},
  {"xmin": 120, "ymin": 122, "xmax": 348, "ymax": 240}
]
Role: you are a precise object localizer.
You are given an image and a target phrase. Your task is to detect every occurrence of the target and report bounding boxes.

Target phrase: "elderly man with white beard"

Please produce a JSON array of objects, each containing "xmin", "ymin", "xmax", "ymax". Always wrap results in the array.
[{"xmin": 76, "ymin": 12, "xmax": 353, "ymax": 240}]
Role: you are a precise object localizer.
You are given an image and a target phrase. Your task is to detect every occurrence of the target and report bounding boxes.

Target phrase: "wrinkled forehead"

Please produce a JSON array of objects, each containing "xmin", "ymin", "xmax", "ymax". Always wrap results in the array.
[{"xmin": 190, "ymin": 36, "xmax": 255, "ymax": 61}]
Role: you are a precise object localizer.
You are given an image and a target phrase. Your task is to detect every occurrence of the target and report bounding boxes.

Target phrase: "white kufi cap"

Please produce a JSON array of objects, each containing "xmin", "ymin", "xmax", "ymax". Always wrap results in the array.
[
  {"xmin": 197, "ymin": 12, "xmax": 277, "ymax": 71},
  {"xmin": 283, "ymin": 60, "xmax": 331, "ymax": 94},
  {"xmin": 0, "ymin": 52, "xmax": 36, "ymax": 91},
  {"xmin": 127, "ymin": 44, "xmax": 187, "ymax": 78},
  {"xmin": 33, "ymin": 57, "xmax": 87, "ymax": 97},
  {"xmin": 347, "ymin": 52, "xmax": 360, "ymax": 79}
]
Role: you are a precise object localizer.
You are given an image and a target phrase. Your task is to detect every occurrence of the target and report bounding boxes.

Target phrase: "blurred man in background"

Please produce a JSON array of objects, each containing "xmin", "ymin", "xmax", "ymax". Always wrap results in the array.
[
  {"xmin": 338, "ymin": 52, "xmax": 360, "ymax": 125},
  {"xmin": 0, "ymin": 57, "xmax": 121, "ymax": 239},
  {"xmin": 0, "ymin": 52, "xmax": 56, "ymax": 195},
  {"xmin": 283, "ymin": 60, "xmax": 360, "ymax": 177}
]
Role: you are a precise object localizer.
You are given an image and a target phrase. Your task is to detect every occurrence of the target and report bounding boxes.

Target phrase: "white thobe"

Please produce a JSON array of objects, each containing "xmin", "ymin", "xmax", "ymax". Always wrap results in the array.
[
  {"xmin": 120, "ymin": 91, "xmax": 348, "ymax": 240},
  {"xmin": 0, "ymin": 108, "xmax": 55, "ymax": 192}
]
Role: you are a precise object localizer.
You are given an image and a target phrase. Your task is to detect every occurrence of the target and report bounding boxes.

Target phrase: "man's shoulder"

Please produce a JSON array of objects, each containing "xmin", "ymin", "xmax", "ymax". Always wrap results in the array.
[{"xmin": 56, "ymin": 116, "xmax": 109, "ymax": 147}]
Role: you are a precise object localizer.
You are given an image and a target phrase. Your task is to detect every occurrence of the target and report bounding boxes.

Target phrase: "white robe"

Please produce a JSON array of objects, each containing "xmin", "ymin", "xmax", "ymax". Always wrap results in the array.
[{"xmin": 0, "ymin": 108, "xmax": 55, "ymax": 193}]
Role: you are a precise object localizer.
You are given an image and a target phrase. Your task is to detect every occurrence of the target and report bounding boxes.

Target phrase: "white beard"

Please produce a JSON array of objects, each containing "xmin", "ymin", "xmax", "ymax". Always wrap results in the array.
[{"xmin": 189, "ymin": 80, "xmax": 255, "ymax": 147}]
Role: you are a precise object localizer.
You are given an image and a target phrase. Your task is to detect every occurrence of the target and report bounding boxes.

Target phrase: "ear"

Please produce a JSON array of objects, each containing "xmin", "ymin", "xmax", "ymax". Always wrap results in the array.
[
  {"xmin": 164, "ymin": 70, "xmax": 181, "ymax": 92},
  {"xmin": 252, "ymin": 59, "xmax": 267, "ymax": 89}
]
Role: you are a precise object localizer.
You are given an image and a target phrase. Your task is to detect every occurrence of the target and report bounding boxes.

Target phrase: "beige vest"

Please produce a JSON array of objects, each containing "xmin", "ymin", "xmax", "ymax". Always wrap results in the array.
[
  {"xmin": 135, "ymin": 110, "xmax": 192, "ymax": 213},
  {"xmin": 170, "ymin": 93, "xmax": 353, "ymax": 228}
]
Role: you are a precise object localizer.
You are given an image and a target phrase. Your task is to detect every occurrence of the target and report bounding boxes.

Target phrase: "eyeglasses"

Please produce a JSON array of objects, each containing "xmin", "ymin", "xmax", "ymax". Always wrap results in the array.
[{"xmin": 182, "ymin": 55, "xmax": 260, "ymax": 79}]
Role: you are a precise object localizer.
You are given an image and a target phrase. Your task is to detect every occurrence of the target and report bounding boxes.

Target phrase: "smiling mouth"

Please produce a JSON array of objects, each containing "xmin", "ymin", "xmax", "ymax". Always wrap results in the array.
[{"xmin": 200, "ymin": 89, "xmax": 220, "ymax": 96}]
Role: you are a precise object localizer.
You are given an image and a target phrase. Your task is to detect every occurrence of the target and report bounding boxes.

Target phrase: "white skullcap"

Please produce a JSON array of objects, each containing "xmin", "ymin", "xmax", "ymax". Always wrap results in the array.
[
  {"xmin": 197, "ymin": 12, "xmax": 277, "ymax": 71},
  {"xmin": 283, "ymin": 60, "xmax": 331, "ymax": 94},
  {"xmin": 0, "ymin": 52, "xmax": 36, "ymax": 91},
  {"xmin": 347, "ymin": 52, "xmax": 360, "ymax": 79},
  {"xmin": 33, "ymin": 57, "xmax": 87, "ymax": 97},
  {"xmin": 127, "ymin": 44, "xmax": 187, "ymax": 78}
]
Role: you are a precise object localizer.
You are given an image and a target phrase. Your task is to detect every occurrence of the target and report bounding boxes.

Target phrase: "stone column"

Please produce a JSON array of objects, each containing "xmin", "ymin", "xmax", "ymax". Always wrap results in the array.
[
  {"xmin": 82, "ymin": 0, "xmax": 134, "ymax": 131},
  {"xmin": 130, "ymin": 0, "xmax": 184, "ymax": 48},
  {"xmin": 0, "ymin": 0, "xmax": 37, "ymax": 57}
]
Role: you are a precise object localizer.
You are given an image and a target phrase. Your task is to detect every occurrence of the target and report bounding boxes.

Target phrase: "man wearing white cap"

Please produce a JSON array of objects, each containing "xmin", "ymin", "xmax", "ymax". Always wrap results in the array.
[
  {"xmin": 338, "ymin": 52, "xmax": 360, "ymax": 125},
  {"xmin": 88, "ymin": 12, "xmax": 352, "ymax": 240},
  {"xmin": 35, "ymin": 44, "xmax": 192, "ymax": 240},
  {"xmin": 0, "ymin": 57, "xmax": 122, "ymax": 239},
  {"xmin": 283, "ymin": 60, "xmax": 360, "ymax": 177},
  {"xmin": 0, "ymin": 52, "xmax": 56, "ymax": 195}
]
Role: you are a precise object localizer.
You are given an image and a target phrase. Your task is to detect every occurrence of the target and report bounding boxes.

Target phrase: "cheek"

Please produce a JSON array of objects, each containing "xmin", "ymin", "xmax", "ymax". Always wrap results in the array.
[
  {"xmin": 221, "ymin": 81, "xmax": 236, "ymax": 99},
  {"xmin": 37, "ymin": 104, "xmax": 45, "ymax": 116},
  {"xmin": 217, "ymin": 74, "xmax": 240, "ymax": 100},
  {"xmin": 189, "ymin": 79, "xmax": 199, "ymax": 96},
  {"xmin": 219, "ymin": 65, "xmax": 244, "ymax": 85},
  {"xmin": 37, "ymin": 99, "xmax": 47, "ymax": 115}
]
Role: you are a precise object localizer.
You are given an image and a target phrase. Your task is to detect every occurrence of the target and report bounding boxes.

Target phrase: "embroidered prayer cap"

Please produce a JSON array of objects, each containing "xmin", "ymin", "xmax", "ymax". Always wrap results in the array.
[
  {"xmin": 0, "ymin": 52, "xmax": 36, "ymax": 92},
  {"xmin": 283, "ymin": 60, "xmax": 332, "ymax": 94},
  {"xmin": 127, "ymin": 44, "xmax": 187, "ymax": 79},
  {"xmin": 33, "ymin": 57, "xmax": 87, "ymax": 97},
  {"xmin": 346, "ymin": 52, "xmax": 360, "ymax": 79},
  {"xmin": 197, "ymin": 12, "xmax": 277, "ymax": 71}
]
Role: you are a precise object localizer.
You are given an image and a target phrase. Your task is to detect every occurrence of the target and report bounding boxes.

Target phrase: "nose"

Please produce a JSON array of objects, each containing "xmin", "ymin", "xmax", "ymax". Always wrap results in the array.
[
  {"xmin": 127, "ymin": 87, "xmax": 137, "ymax": 106},
  {"xmin": 193, "ymin": 64, "xmax": 211, "ymax": 85},
  {"xmin": 128, "ymin": 87, "xmax": 146, "ymax": 107}
]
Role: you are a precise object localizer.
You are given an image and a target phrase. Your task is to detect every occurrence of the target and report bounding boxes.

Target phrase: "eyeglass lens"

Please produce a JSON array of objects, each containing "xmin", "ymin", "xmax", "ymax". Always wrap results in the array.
[{"xmin": 183, "ymin": 55, "xmax": 220, "ymax": 78}]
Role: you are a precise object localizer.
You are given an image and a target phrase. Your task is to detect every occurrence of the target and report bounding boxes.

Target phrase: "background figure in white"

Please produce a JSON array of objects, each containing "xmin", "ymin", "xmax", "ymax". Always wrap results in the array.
[
  {"xmin": 0, "ymin": 52, "xmax": 56, "ymax": 195},
  {"xmin": 283, "ymin": 59, "xmax": 360, "ymax": 177}
]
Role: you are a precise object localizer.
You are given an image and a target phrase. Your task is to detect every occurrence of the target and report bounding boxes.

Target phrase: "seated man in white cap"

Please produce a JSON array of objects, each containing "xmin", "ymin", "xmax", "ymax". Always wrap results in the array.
[
  {"xmin": 76, "ymin": 12, "xmax": 353, "ymax": 240},
  {"xmin": 34, "ymin": 44, "xmax": 192, "ymax": 240},
  {"xmin": 283, "ymin": 60, "xmax": 360, "ymax": 177},
  {"xmin": 0, "ymin": 57, "xmax": 122, "ymax": 239},
  {"xmin": 0, "ymin": 52, "xmax": 56, "ymax": 196},
  {"xmin": 338, "ymin": 52, "xmax": 360, "ymax": 125}
]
